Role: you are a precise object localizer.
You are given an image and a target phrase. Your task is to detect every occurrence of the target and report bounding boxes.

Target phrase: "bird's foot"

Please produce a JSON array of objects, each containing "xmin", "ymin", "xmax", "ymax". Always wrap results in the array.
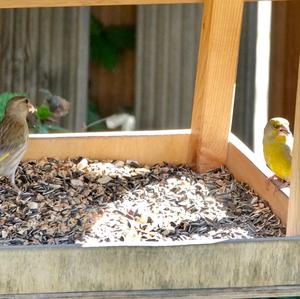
[{"xmin": 266, "ymin": 175, "xmax": 289, "ymax": 189}]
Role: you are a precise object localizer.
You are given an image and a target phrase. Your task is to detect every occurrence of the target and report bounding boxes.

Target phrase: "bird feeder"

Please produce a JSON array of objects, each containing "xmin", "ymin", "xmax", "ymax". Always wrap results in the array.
[{"xmin": 1, "ymin": 0, "xmax": 300, "ymax": 297}]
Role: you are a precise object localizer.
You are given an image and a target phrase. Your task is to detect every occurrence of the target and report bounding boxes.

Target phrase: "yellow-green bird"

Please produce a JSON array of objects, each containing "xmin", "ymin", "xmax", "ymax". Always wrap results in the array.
[
  {"xmin": 0, "ymin": 96, "xmax": 35, "ymax": 191},
  {"xmin": 263, "ymin": 117, "xmax": 293, "ymax": 183}
]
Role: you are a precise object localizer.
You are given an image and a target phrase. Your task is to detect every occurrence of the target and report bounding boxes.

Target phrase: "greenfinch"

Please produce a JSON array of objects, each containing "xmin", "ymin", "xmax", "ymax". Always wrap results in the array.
[
  {"xmin": 0, "ymin": 96, "xmax": 35, "ymax": 191},
  {"xmin": 263, "ymin": 117, "xmax": 293, "ymax": 183}
]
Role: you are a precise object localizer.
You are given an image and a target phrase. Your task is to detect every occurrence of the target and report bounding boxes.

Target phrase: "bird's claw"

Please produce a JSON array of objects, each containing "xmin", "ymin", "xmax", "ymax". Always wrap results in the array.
[{"xmin": 266, "ymin": 175, "xmax": 289, "ymax": 190}]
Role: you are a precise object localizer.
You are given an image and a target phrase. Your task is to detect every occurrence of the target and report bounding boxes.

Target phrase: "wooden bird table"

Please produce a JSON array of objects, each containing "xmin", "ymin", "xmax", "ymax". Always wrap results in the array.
[{"xmin": 0, "ymin": 0, "xmax": 300, "ymax": 298}]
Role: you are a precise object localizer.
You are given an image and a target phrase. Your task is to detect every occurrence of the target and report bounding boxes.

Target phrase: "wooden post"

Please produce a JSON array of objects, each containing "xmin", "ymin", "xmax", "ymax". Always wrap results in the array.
[
  {"xmin": 190, "ymin": 0, "xmax": 244, "ymax": 172},
  {"xmin": 287, "ymin": 57, "xmax": 300, "ymax": 236}
]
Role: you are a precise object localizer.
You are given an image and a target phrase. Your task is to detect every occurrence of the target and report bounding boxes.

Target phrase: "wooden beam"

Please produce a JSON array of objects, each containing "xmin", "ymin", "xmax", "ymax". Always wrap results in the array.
[
  {"xmin": 1, "ymin": 238, "xmax": 300, "ymax": 295},
  {"xmin": 3, "ymin": 286, "xmax": 300, "ymax": 298},
  {"xmin": 0, "ymin": 0, "xmax": 294, "ymax": 9},
  {"xmin": 226, "ymin": 134, "xmax": 289, "ymax": 225},
  {"xmin": 191, "ymin": 0, "xmax": 244, "ymax": 172},
  {"xmin": 24, "ymin": 130, "xmax": 192, "ymax": 165},
  {"xmin": 287, "ymin": 58, "xmax": 300, "ymax": 236}
]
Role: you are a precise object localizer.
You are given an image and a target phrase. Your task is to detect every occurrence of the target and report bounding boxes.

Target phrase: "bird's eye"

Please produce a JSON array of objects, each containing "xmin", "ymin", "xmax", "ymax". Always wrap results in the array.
[
  {"xmin": 273, "ymin": 123, "xmax": 280, "ymax": 129},
  {"xmin": 24, "ymin": 98, "xmax": 28, "ymax": 104}
]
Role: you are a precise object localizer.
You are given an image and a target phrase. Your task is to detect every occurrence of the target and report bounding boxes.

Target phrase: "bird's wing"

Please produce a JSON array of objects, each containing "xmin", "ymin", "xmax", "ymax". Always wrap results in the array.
[
  {"xmin": 0, "ymin": 125, "xmax": 26, "ymax": 163},
  {"xmin": 0, "ymin": 117, "xmax": 28, "ymax": 163},
  {"xmin": 284, "ymin": 142, "xmax": 292, "ymax": 162},
  {"xmin": 0, "ymin": 142, "xmax": 21, "ymax": 162},
  {"xmin": 0, "ymin": 152, "xmax": 10, "ymax": 162}
]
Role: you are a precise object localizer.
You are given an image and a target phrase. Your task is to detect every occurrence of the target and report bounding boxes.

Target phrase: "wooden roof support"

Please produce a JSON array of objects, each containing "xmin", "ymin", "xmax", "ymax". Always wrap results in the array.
[
  {"xmin": 287, "ymin": 57, "xmax": 300, "ymax": 236},
  {"xmin": 191, "ymin": 0, "xmax": 244, "ymax": 172}
]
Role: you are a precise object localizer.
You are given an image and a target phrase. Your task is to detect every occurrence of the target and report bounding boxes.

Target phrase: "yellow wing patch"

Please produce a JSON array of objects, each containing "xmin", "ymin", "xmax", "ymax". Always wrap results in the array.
[{"xmin": 0, "ymin": 152, "xmax": 10, "ymax": 162}]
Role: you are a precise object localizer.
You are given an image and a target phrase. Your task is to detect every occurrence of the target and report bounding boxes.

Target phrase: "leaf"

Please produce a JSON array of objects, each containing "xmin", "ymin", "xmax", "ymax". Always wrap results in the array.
[
  {"xmin": 91, "ymin": 33, "xmax": 119, "ymax": 70},
  {"xmin": 105, "ymin": 26, "xmax": 135, "ymax": 50},
  {"xmin": 90, "ymin": 15, "xmax": 104, "ymax": 37},
  {"xmin": 89, "ymin": 16, "xmax": 135, "ymax": 71},
  {"xmin": 36, "ymin": 104, "xmax": 53, "ymax": 121},
  {"xmin": 98, "ymin": 42, "xmax": 119, "ymax": 71}
]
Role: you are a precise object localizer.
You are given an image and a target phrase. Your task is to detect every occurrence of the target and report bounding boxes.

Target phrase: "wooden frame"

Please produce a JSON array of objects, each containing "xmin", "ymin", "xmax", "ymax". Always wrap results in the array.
[
  {"xmin": 26, "ymin": 131, "xmax": 290, "ymax": 224},
  {"xmin": 0, "ymin": 0, "xmax": 299, "ymax": 297},
  {"xmin": 1, "ymin": 238, "xmax": 300, "ymax": 298},
  {"xmin": 0, "ymin": 0, "xmax": 292, "ymax": 8}
]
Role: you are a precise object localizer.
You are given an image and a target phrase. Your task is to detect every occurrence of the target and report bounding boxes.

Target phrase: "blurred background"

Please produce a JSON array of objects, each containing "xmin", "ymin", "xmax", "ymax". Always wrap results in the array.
[{"xmin": 0, "ymin": 1, "xmax": 299, "ymax": 157}]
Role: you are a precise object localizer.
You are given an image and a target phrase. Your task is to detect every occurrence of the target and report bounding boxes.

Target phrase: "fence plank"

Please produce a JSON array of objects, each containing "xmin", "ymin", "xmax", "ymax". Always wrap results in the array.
[
  {"xmin": 25, "ymin": 8, "xmax": 39, "ymax": 101},
  {"xmin": 0, "ymin": 9, "xmax": 14, "ymax": 91}
]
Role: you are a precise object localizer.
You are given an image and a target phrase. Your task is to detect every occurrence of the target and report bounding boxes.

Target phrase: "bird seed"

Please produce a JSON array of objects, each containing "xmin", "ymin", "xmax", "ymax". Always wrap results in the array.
[{"xmin": 0, "ymin": 158, "xmax": 285, "ymax": 246}]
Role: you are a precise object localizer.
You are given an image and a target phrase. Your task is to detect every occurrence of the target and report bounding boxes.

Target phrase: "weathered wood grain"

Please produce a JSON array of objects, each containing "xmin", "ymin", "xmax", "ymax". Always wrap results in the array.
[
  {"xmin": 2, "ymin": 285, "xmax": 300, "ymax": 298},
  {"xmin": 287, "ymin": 59, "xmax": 300, "ymax": 236},
  {"xmin": 0, "ymin": 238, "xmax": 299, "ymax": 296},
  {"xmin": 191, "ymin": 0, "xmax": 244, "ymax": 172}
]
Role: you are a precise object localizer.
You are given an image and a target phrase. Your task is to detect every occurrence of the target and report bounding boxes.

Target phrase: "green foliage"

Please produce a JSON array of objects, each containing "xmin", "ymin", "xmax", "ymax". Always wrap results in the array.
[
  {"xmin": 0, "ymin": 92, "xmax": 68, "ymax": 134},
  {"xmin": 36, "ymin": 104, "xmax": 53, "ymax": 121},
  {"xmin": 90, "ymin": 15, "xmax": 135, "ymax": 71},
  {"xmin": 31, "ymin": 102, "xmax": 68, "ymax": 134},
  {"xmin": 0, "ymin": 92, "xmax": 27, "ymax": 121}
]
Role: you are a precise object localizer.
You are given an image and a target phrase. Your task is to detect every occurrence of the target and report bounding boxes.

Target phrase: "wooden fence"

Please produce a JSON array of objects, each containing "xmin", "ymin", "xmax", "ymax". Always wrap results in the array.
[
  {"xmin": 0, "ymin": 7, "xmax": 90, "ymax": 130},
  {"xmin": 269, "ymin": 0, "xmax": 300, "ymax": 130},
  {"xmin": 135, "ymin": 3, "xmax": 257, "ymax": 150}
]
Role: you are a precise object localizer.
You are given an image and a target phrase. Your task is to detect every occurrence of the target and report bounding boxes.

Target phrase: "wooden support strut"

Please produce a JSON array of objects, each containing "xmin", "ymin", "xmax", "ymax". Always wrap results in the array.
[
  {"xmin": 191, "ymin": 0, "xmax": 244, "ymax": 172},
  {"xmin": 287, "ymin": 56, "xmax": 300, "ymax": 236}
]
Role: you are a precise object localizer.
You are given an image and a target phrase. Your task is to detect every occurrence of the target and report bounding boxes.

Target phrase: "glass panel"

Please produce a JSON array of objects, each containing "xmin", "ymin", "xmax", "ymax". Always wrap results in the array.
[{"xmin": 0, "ymin": 4, "xmax": 203, "ymax": 133}]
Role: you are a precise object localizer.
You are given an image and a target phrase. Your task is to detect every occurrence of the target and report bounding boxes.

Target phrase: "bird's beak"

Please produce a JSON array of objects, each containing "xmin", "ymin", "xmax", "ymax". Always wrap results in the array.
[
  {"xmin": 28, "ymin": 102, "xmax": 36, "ymax": 113},
  {"xmin": 279, "ymin": 125, "xmax": 290, "ymax": 135}
]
